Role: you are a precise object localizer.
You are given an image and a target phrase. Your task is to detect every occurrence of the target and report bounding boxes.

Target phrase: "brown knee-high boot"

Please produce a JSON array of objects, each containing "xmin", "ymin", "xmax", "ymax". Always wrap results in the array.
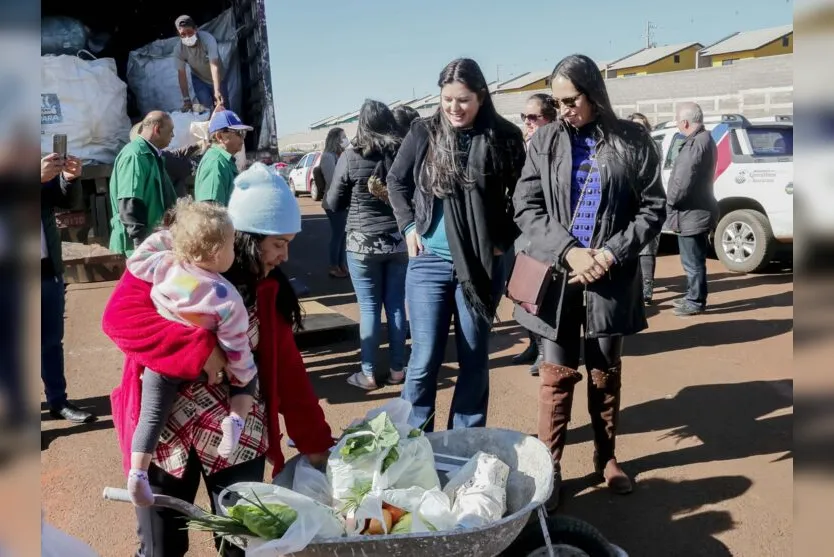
[
  {"xmin": 538, "ymin": 362, "xmax": 583, "ymax": 511},
  {"xmin": 588, "ymin": 366, "xmax": 633, "ymax": 494}
]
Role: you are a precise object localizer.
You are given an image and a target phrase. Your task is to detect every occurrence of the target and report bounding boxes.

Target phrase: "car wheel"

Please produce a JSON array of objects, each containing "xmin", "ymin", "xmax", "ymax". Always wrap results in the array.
[
  {"xmin": 715, "ymin": 209, "xmax": 776, "ymax": 274},
  {"xmin": 310, "ymin": 181, "xmax": 322, "ymax": 201}
]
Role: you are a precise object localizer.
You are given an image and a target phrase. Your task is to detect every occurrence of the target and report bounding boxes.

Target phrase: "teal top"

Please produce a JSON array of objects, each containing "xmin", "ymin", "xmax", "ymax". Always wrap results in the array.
[{"xmin": 404, "ymin": 198, "xmax": 452, "ymax": 262}]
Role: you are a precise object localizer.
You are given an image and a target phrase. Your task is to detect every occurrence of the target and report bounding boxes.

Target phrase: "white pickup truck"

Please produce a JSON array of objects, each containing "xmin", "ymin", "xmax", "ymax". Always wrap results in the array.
[{"xmin": 651, "ymin": 114, "xmax": 793, "ymax": 274}]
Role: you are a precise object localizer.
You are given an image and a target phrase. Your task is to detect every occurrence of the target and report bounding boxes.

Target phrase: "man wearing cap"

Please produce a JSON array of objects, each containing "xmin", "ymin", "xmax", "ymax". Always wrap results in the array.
[
  {"xmin": 194, "ymin": 109, "xmax": 253, "ymax": 206},
  {"xmin": 173, "ymin": 15, "xmax": 228, "ymax": 112},
  {"xmin": 108, "ymin": 111, "xmax": 177, "ymax": 257}
]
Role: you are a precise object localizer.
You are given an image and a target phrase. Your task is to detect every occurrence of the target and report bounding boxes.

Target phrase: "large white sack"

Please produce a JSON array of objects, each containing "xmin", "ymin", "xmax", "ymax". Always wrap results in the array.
[{"xmin": 41, "ymin": 55, "xmax": 131, "ymax": 164}]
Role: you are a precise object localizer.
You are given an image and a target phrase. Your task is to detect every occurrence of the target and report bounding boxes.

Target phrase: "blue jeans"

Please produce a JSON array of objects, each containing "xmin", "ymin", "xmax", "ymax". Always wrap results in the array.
[
  {"xmin": 678, "ymin": 232, "xmax": 709, "ymax": 307},
  {"xmin": 325, "ymin": 210, "xmax": 347, "ymax": 268},
  {"xmin": 346, "ymin": 252, "xmax": 408, "ymax": 379},
  {"xmin": 402, "ymin": 251, "xmax": 503, "ymax": 431},
  {"xmin": 42, "ymin": 275, "xmax": 67, "ymax": 408},
  {"xmin": 191, "ymin": 73, "xmax": 230, "ymax": 110}
]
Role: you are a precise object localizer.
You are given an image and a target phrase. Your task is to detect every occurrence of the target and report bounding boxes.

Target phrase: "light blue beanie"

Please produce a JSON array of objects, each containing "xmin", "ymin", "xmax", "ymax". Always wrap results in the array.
[{"xmin": 228, "ymin": 162, "xmax": 302, "ymax": 236}]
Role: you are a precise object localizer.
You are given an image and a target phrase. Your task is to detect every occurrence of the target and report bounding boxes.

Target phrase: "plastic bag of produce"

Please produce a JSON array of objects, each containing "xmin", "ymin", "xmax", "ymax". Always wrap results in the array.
[
  {"xmin": 442, "ymin": 451, "xmax": 510, "ymax": 529},
  {"xmin": 327, "ymin": 399, "xmax": 439, "ymax": 505},
  {"xmin": 292, "ymin": 456, "xmax": 333, "ymax": 507},
  {"xmin": 214, "ymin": 482, "xmax": 344, "ymax": 555},
  {"xmin": 382, "ymin": 487, "xmax": 457, "ymax": 535}
]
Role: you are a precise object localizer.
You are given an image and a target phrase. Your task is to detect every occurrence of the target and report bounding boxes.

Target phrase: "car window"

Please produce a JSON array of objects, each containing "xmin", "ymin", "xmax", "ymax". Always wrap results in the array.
[
  {"xmin": 746, "ymin": 127, "xmax": 793, "ymax": 156},
  {"xmin": 664, "ymin": 133, "xmax": 685, "ymax": 169}
]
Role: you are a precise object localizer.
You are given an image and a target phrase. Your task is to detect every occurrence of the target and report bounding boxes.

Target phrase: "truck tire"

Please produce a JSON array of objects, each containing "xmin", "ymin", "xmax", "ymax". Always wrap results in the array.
[{"xmin": 715, "ymin": 209, "xmax": 775, "ymax": 274}]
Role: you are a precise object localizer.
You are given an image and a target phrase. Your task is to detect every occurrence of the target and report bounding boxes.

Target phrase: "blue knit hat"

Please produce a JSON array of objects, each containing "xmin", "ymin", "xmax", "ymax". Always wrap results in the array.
[{"xmin": 228, "ymin": 162, "xmax": 301, "ymax": 236}]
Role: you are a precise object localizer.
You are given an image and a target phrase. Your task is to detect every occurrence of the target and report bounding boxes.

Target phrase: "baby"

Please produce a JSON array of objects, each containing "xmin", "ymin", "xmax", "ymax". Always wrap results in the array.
[{"xmin": 125, "ymin": 198, "xmax": 257, "ymax": 506}]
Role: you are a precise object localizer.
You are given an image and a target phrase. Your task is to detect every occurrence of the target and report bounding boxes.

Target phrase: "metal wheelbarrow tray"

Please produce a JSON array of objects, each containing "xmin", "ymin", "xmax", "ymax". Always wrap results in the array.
[{"xmin": 105, "ymin": 427, "xmax": 554, "ymax": 557}]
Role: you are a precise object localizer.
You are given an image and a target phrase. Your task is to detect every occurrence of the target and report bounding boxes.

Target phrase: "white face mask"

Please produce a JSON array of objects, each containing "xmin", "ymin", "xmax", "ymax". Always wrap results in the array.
[
  {"xmin": 181, "ymin": 35, "xmax": 198, "ymax": 47},
  {"xmin": 340, "ymin": 136, "xmax": 350, "ymax": 149}
]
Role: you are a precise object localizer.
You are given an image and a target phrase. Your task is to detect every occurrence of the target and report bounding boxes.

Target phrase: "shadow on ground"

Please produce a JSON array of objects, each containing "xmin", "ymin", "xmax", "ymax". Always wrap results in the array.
[
  {"xmin": 559, "ymin": 475, "xmax": 753, "ymax": 557},
  {"xmin": 565, "ymin": 379, "xmax": 792, "ymax": 480}
]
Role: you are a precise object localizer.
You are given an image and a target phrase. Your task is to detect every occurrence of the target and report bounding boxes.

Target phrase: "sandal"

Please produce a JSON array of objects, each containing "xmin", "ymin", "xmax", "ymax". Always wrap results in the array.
[
  {"xmin": 387, "ymin": 369, "xmax": 405, "ymax": 385},
  {"xmin": 347, "ymin": 372, "xmax": 378, "ymax": 390}
]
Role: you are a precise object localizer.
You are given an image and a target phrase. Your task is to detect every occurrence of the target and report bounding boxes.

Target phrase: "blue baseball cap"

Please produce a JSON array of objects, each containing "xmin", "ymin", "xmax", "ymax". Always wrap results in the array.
[{"xmin": 208, "ymin": 110, "xmax": 254, "ymax": 134}]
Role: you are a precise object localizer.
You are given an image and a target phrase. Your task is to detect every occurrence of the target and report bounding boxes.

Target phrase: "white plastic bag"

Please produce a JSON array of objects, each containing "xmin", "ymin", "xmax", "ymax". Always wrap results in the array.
[
  {"xmin": 327, "ymin": 399, "xmax": 439, "ymax": 503},
  {"xmin": 166, "ymin": 110, "xmax": 209, "ymax": 152},
  {"xmin": 218, "ymin": 482, "xmax": 344, "ymax": 555},
  {"xmin": 292, "ymin": 456, "xmax": 333, "ymax": 507},
  {"xmin": 41, "ymin": 55, "xmax": 131, "ymax": 164},
  {"xmin": 442, "ymin": 451, "xmax": 510, "ymax": 529},
  {"xmin": 381, "ymin": 487, "xmax": 457, "ymax": 534}
]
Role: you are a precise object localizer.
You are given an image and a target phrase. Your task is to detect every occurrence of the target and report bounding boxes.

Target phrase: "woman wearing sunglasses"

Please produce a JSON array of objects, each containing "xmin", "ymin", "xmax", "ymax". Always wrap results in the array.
[
  {"xmin": 512, "ymin": 93, "xmax": 559, "ymax": 375},
  {"xmin": 513, "ymin": 54, "xmax": 666, "ymax": 510}
]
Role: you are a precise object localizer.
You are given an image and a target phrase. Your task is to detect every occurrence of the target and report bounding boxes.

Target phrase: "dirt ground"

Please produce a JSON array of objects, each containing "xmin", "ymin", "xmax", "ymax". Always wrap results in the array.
[{"xmin": 41, "ymin": 196, "xmax": 792, "ymax": 556}]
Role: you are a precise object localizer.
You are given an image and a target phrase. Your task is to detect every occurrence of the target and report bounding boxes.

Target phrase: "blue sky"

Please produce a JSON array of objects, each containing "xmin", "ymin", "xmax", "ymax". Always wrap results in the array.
[{"xmin": 265, "ymin": 0, "xmax": 793, "ymax": 136}]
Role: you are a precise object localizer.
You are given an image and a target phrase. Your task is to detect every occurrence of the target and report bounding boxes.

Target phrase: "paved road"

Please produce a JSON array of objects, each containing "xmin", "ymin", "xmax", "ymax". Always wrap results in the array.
[{"xmin": 41, "ymin": 196, "xmax": 792, "ymax": 556}]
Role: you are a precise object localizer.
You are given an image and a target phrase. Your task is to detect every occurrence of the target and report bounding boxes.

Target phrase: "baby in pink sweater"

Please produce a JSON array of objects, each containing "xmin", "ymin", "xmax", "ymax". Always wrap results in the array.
[{"xmin": 125, "ymin": 198, "xmax": 256, "ymax": 506}]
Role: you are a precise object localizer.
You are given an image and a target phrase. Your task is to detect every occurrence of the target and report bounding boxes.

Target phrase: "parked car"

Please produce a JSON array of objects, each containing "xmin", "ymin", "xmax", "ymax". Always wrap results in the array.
[
  {"xmin": 275, "ymin": 151, "xmax": 304, "ymax": 182},
  {"xmin": 651, "ymin": 113, "xmax": 793, "ymax": 274},
  {"xmin": 287, "ymin": 150, "xmax": 323, "ymax": 200}
]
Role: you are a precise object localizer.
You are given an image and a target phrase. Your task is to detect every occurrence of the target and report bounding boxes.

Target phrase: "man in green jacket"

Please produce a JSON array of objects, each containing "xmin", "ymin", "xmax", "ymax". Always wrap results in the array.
[
  {"xmin": 194, "ymin": 109, "xmax": 252, "ymax": 206},
  {"xmin": 108, "ymin": 111, "xmax": 177, "ymax": 256}
]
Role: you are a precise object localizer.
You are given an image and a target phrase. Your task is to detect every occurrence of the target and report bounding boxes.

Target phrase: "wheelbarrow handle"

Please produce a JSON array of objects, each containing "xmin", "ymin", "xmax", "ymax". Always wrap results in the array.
[
  {"xmin": 102, "ymin": 487, "xmax": 132, "ymax": 503},
  {"xmin": 102, "ymin": 487, "xmax": 208, "ymax": 519}
]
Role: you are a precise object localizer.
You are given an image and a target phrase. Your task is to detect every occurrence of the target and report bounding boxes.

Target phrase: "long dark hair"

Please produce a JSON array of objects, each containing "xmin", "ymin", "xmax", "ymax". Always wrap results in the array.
[
  {"xmin": 392, "ymin": 105, "xmax": 420, "ymax": 136},
  {"xmin": 628, "ymin": 112, "xmax": 652, "ymax": 130},
  {"xmin": 421, "ymin": 58, "xmax": 503, "ymax": 198},
  {"xmin": 528, "ymin": 93, "xmax": 558, "ymax": 122},
  {"xmin": 222, "ymin": 231, "xmax": 304, "ymax": 331},
  {"xmin": 323, "ymin": 127, "xmax": 345, "ymax": 157},
  {"xmin": 550, "ymin": 54, "xmax": 619, "ymax": 136},
  {"xmin": 351, "ymin": 99, "xmax": 402, "ymax": 158}
]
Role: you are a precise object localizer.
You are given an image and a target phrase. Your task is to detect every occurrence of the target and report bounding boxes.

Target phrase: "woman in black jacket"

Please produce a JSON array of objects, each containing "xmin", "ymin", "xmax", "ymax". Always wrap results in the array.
[
  {"xmin": 512, "ymin": 54, "xmax": 666, "ymax": 510},
  {"xmin": 326, "ymin": 100, "xmax": 408, "ymax": 390},
  {"xmin": 387, "ymin": 58, "xmax": 526, "ymax": 431}
]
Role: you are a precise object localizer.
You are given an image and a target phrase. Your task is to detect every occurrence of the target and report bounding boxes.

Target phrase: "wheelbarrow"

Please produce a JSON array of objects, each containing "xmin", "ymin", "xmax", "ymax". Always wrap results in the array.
[{"xmin": 104, "ymin": 427, "xmax": 626, "ymax": 556}]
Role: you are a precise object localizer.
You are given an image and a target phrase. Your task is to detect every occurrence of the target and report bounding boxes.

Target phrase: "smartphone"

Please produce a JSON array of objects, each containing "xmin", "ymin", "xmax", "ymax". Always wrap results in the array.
[{"xmin": 53, "ymin": 134, "xmax": 67, "ymax": 161}]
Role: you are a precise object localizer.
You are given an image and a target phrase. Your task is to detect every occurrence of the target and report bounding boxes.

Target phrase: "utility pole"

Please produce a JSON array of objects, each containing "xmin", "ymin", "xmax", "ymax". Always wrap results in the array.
[
  {"xmin": 645, "ymin": 21, "xmax": 657, "ymax": 48},
  {"xmin": 496, "ymin": 64, "xmax": 501, "ymax": 83}
]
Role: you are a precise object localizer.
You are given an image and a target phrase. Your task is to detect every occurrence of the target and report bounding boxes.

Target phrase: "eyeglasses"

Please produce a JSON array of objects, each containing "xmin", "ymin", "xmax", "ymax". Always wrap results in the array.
[
  {"xmin": 223, "ymin": 129, "xmax": 247, "ymax": 138},
  {"xmin": 553, "ymin": 93, "xmax": 584, "ymax": 109},
  {"xmin": 521, "ymin": 113, "xmax": 543, "ymax": 122}
]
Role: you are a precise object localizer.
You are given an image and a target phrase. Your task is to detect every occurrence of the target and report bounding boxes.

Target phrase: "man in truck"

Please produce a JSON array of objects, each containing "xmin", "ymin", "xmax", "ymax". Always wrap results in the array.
[
  {"xmin": 173, "ymin": 14, "xmax": 229, "ymax": 112},
  {"xmin": 108, "ymin": 111, "xmax": 177, "ymax": 257}
]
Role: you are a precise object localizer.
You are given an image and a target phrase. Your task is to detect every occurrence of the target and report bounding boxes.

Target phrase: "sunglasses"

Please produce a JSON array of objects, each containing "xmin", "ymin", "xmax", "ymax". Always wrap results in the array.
[
  {"xmin": 521, "ymin": 113, "xmax": 543, "ymax": 122},
  {"xmin": 222, "ymin": 128, "xmax": 247, "ymax": 138},
  {"xmin": 553, "ymin": 93, "xmax": 584, "ymax": 109}
]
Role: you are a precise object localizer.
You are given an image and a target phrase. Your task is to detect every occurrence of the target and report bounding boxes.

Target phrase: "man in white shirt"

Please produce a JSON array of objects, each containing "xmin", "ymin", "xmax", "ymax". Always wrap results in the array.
[{"xmin": 172, "ymin": 15, "xmax": 228, "ymax": 112}]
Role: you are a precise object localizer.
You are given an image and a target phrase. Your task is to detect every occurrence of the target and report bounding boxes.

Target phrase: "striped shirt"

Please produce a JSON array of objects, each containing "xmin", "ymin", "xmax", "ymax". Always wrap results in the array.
[{"xmin": 569, "ymin": 128, "xmax": 602, "ymax": 248}]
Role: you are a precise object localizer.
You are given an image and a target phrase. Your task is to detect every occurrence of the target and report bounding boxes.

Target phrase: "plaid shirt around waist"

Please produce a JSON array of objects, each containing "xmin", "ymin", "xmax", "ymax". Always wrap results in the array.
[{"xmin": 153, "ymin": 309, "xmax": 267, "ymax": 478}]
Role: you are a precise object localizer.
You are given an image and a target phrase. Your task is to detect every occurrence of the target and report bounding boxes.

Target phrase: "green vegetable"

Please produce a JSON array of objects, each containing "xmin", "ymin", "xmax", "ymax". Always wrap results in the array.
[
  {"xmin": 391, "ymin": 513, "xmax": 413, "ymax": 534},
  {"xmin": 228, "ymin": 502, "xmax": 297, "ymax": 540},
  {"xmin": 340, "ymin": 413, "xmax": 400, "ymax": 462},
  {"xmin": 339, "ymin": 480, "xmax": 373, "ymax": 515},
  {"xmin": 381, "ymin": 446, "xmax": 399, "ymax": 474},
  {"xmin": 407, "ymin": 429, "xmax": 422, "ymax": 438}
]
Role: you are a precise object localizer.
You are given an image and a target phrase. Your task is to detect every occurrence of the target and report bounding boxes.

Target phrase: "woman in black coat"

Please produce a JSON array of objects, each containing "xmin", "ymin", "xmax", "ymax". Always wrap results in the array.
[{"xmin": 512, "ymin": 54, "xmax": 666, "ymax": 510}]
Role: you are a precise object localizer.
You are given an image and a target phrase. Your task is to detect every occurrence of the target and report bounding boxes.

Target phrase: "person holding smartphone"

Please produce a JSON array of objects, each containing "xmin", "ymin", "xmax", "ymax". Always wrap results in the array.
[{"xmin": 41, "ymin": 150, "xmax": 96, "ymax": 423}]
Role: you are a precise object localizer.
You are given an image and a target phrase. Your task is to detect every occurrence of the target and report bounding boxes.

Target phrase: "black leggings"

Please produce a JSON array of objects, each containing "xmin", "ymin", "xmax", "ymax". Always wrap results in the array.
[
  {"xmin": 542, "ymin": 286, "xmax": 623, "ymax": 370},
  {"xmin": 135, "ymin": 448, "xmax": 265, "ymax": 557}
]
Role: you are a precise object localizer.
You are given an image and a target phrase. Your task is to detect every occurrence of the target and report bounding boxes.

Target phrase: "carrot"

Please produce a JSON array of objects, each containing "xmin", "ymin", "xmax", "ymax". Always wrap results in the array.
[
  {"xmin": 383, "ymin": 503, "xmax": 407, "ymax": 525},
  {"xmin": 363, "ymin": 509, "xmax": 393, "ymax": 535}
]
